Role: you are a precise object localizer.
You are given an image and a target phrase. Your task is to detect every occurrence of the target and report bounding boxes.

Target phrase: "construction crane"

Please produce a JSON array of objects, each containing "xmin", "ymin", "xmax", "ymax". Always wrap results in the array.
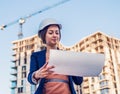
[{"xmin": 0, "ymin": 0, "xmax": 70, "ymax": 39}]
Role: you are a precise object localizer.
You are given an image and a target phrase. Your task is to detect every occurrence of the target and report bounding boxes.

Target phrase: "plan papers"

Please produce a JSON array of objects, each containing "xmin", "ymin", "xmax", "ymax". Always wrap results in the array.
[{"xmin": 48, "ymin": 49, "xmax": 105, "ymax": 77}]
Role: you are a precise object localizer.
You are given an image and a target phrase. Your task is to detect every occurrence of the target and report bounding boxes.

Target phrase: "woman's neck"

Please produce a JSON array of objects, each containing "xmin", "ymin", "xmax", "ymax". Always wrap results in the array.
[{"xmin": 46, "ymin": 45, "xmax": 57, "ymax": 53}]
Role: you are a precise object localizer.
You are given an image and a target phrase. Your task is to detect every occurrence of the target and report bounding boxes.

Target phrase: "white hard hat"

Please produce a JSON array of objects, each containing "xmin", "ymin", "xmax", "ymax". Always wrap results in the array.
[
  {"xmin": 38, "ymin": 18, "xmax": 62, "ymax": 31},
  {"xmin": 38, "ymin": 18, "xmax": 62, "ymax": 43}
]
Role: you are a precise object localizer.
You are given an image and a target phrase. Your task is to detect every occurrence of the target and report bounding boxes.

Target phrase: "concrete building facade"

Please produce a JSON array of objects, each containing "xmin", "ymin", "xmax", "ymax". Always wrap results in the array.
[{"xmin": 11, "ymin": 32, "xmax": 120, "ymax": 94}]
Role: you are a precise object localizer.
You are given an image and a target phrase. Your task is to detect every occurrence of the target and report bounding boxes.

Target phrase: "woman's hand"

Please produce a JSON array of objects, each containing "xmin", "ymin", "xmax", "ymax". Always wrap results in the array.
[{"xmin": 34, "ymin": 62, "xmax": 54, "ymax": 80}]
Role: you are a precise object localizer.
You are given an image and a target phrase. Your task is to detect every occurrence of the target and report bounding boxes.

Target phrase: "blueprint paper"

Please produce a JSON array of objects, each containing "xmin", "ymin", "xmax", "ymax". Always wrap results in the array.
[{"xmin": 48, "ymin": 49, "xmax": 105, "ymax": 77}]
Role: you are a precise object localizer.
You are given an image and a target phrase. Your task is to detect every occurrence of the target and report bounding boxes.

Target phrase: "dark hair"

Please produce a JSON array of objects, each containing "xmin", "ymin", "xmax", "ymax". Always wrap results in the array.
[{"xmin": 38, "ymin": 24, "xmax": 61, "ymax": 44}]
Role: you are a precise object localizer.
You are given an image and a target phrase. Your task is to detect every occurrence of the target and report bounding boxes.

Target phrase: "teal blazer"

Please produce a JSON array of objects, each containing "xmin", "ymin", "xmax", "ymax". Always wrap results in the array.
[{"xmin": 27, "ymin": 49, "xmax": 83, "ymax": 94}]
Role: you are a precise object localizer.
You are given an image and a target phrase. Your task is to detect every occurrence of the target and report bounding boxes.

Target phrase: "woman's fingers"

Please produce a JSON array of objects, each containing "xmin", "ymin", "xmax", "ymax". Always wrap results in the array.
[
  {"xmin": 39, "ymin": 70, "xmax": 54, "ymax": 78},
  {"xmin": 48, "ymin": 65, "xmax": 55, "ymax": 70},
  {"xmin": 35, "ymin": 62, "xmax": 55, "ymax": 79},
  {"xmin": 41, "ymin": 62, "xmax": 48, "ymax": 69},
  {"xmin": 41, "ymin": 65, "xmax": 54, "ymax": 74},
  {"xmin": 37, "ymin": 65, "xmax": 54, "ymax": 78}
]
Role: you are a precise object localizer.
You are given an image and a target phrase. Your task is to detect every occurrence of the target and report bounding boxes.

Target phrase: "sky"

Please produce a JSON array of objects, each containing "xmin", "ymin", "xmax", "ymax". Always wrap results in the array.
[{"xmin": 0, "ymin": 0, "xmax": 120, "ymax": 94}]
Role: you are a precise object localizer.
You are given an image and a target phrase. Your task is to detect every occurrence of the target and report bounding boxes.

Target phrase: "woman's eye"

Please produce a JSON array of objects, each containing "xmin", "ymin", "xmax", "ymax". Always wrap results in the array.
[
  {"xmin": 56, "ymin": 32, "xmax": 59, "ymax": 35},
  {"xmin": 56, "ymin": 31, "xmax": 59, "ymax": 34},
  {"xmin": 49, "ymin": 32, "xmax": 53, "ymax": 34}
]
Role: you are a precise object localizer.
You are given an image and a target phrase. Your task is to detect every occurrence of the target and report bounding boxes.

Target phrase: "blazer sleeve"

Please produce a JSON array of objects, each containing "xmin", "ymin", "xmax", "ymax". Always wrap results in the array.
[
  {"xmin": 27, "ymin": 53, "xmax": 39, "ymax": 85},
  {"xmin": 72, "ymin": 76, "xmax": 83, "ymax": 85}
]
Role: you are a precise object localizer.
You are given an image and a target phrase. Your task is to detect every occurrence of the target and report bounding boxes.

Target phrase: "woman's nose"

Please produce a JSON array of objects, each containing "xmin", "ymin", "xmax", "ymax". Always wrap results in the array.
[{"xmin": 53, "ymin": 32, "xmax": 57, "ymax": 37}]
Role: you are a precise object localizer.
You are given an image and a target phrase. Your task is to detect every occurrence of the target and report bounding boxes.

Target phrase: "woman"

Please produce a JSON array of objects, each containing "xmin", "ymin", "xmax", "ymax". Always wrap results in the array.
[{"xmin": 27, "ymin": 18, "xmax": 83, "ymax": 94}]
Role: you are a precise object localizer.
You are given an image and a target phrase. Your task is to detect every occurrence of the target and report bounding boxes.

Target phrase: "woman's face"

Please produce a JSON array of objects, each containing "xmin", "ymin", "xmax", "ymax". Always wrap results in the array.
[{"xmin": 45, "ymin": 25, "xmax": 60, "ymax": 46}]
